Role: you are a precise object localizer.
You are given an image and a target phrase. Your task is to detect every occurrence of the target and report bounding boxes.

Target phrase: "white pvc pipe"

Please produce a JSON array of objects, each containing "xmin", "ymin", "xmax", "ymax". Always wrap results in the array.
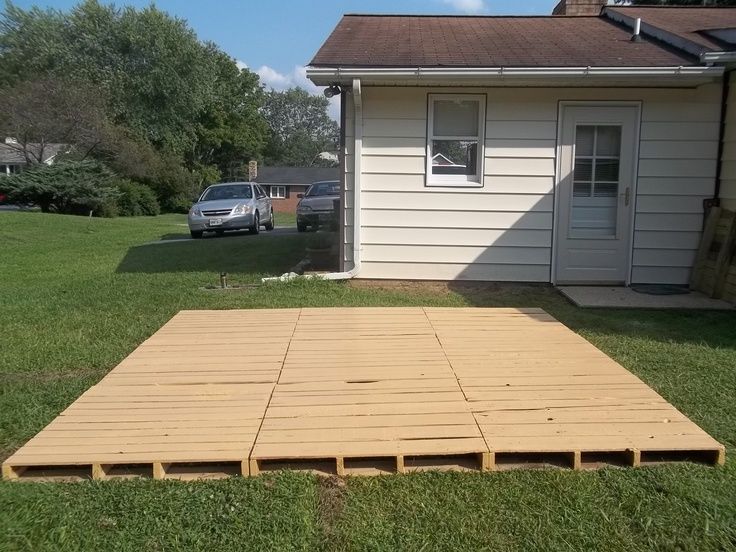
[
  {"xmin": 263, "ymin": 78, "xmax": 363, "ymax": 283},
  {"xmin": 320, "ymin": 77, "xmax": 362, "ymax": 280}
]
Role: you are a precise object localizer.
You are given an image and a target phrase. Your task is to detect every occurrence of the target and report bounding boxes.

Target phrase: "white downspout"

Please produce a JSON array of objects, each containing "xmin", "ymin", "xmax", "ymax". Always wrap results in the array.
[
  {"xmin": 263, "ymin": 78, "xmax": 362, "ymax": 282},
  {"xmin": 322, "ymin": 78, "xmax": 362, "ymax": 280}
]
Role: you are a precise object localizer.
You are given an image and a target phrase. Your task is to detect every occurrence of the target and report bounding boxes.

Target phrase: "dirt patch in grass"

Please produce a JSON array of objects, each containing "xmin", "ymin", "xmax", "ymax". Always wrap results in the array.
[{"xmin": 317, "ymin": 476, "xmax": 347, "ymax": 548}]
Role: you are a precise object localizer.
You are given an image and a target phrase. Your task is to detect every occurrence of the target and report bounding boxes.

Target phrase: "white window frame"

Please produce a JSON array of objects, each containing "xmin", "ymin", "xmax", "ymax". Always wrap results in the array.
[
  {"xmin": 426, "ymin": 93, "xmax": 486, "ymax": 187},
  {"xmin": 269, "ymin": 185, "xmax": 286, "ymax": 199}
]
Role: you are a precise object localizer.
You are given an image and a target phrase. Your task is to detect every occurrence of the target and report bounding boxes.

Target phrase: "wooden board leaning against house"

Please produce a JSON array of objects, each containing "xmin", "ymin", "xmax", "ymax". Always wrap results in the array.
[{"xmin": 690, "ymin": 207, "xmax": 736, "ymax": 303}]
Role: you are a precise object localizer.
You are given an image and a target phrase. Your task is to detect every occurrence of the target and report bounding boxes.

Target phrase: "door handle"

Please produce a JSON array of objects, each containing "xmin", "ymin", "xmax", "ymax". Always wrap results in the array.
[{"xmin": 624, "ymin": 187, "xmax": 631, "ymax": 206}]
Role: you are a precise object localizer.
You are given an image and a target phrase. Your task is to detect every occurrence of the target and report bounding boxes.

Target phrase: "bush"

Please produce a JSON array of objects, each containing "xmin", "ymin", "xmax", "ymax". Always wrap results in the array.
[
  {"xmin": 115, "ymin": 180, "xmax": 160, "ymax": 216},
  {"xmin": 0, "ymin": 160, "xmax": 120, "ymax": 216}
]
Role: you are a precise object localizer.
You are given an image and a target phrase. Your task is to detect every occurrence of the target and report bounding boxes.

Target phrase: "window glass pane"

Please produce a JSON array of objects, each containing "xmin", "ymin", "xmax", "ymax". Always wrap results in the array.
[
  {"xmin": 431, "ymin": 140, "xmax": 477, "ymax": 176},
  {"xmin": 595, "ymin": 159, "xmax": 620, "ymax": 182},
  {"xmin": 594, "ymin": 182, "xmax": 618, "ymax": 198},
  {"xmin": 573, "ymin": 159, "xmax": 592, "ymax": 182},
  {"xmin": 575, "ymin": 126, "xmax": 594, "ymax": 156},
  {"xmin": 596, "ymin": 126, "xmax": 621, "ymax": 156},
  {"xmin": 433, "ymin": 99, "xmax": 479, "ymax": 137},
  {"xmin": 573, "ymin": 182, "xmax": 592, "ymax": 197}
]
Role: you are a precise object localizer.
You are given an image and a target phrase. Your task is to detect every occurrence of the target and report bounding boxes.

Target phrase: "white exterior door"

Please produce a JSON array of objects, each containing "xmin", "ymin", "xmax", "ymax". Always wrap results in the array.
[{"xmin": 555, "ymin": 105, "xmax": 639, "ymax": 284}]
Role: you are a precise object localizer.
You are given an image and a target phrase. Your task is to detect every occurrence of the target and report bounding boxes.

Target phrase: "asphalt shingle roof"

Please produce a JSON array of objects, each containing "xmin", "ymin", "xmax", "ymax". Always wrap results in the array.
[
  {"xmin": 608, "ymin": 6, "xmax": 736, "ymax": 53},
  {"xmin": 310, "ymin": 15, "xmax": 697, "ymax": 68}
]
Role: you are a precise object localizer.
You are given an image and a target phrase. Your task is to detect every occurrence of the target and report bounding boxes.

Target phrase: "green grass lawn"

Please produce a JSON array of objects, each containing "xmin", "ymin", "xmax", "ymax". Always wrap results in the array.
[{"xmin": 1, "ymin": 211, "xmax": 735, "ymax": 551}]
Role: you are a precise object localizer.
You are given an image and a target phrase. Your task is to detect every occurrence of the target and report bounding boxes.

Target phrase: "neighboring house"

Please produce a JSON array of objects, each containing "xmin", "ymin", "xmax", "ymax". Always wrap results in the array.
[
  {"xmin": 255, "ymin": 166, "xmax": 339, "ymax": 213},
  {"xmin": 307, "ymin": 2, "xmax": 736, "ymax": 284},
  {"xmin": 0, "ymin": 139, "xmax": 67, "ymax": 175}
]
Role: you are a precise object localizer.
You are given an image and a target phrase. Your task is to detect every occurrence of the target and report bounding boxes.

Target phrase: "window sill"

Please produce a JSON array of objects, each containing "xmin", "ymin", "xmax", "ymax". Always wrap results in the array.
[{"xmin": 426, "ymin": 179, "xmax": 483, "ymax": 188}]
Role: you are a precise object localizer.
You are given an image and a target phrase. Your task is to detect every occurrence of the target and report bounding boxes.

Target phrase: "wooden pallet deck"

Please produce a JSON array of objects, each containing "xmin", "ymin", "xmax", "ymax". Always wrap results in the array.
[{"xmin": 2, "ymin": 308, "xmax": 724, "ymax": 481}]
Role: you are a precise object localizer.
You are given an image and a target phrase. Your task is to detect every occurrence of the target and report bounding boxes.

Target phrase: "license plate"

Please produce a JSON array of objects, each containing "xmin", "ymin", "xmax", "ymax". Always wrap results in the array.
[{"xmin": 208, "ymin": 218, "xmax": 223, "ymax": 226}]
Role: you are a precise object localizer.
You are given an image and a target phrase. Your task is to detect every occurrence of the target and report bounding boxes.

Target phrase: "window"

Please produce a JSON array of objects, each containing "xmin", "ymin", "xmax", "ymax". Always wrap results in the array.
[
  {"xmin": 305, "ymin": 181, "xmax": 340, "ymax": 197},
  {"xmin": 427, "ymin": 94, "xmax": 486, "ymax": 186},
  {"xmin": 200, "ymin": 184, "xmax": 252, "ymax": 201},
  {"xmin": 570, "ymin": 125, "xmax": 622, "ymax": 237},
  {"xmin": 269, "ymin": 185, "xmax": 286, "ymax": 199},
  {"xmin": 0, "ymin": 164, "xmax": 20, "ymax": 176}
]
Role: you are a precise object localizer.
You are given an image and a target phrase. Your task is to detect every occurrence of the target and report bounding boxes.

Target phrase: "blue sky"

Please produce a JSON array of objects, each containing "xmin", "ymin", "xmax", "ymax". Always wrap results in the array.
[{"xmin": 11, "ymin": 0, "xmax": 558, "ymax": 117}]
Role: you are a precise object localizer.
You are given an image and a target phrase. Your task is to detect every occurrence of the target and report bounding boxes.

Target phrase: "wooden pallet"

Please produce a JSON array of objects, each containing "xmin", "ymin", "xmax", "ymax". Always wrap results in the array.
[
  {"xmin": 2, "ymin": 308, "xmax": 725, "ymax": 481},
  {"xmin": 691, "ymin": 207, "xmax": 736, "ymax": 301}
]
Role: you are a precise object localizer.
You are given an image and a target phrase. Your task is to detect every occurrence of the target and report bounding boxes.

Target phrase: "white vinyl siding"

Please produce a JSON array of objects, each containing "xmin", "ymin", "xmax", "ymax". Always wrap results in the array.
[
  {"xmin": 347, "ymin": 85, "xmax": 720, "ymax": 283},
  {"xmin": 721, "ymin": 72, "xmax": 736, "ymax": 211}
]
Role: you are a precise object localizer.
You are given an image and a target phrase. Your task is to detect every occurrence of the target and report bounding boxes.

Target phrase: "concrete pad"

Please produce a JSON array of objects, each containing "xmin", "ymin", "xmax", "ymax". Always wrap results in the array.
[{"xmin": 558, "ymin": 286, "xmax": 734, "ymax": 310}]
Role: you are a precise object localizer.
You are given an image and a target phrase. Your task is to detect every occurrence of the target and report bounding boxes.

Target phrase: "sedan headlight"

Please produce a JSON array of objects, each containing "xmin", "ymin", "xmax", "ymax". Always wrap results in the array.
[
  {"xmin": 297, "ymin": 204, "xmax": 312, "ymax": 213},
  {"xmin": 190, "ymin": 206, "xmax": 202, "ymax": 216},
  {"xmin": 232, "ymin": 203, "xmax": 252, "ymax": 215}
]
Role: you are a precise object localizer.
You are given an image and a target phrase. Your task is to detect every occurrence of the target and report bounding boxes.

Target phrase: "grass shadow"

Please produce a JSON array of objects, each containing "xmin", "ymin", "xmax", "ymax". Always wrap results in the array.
[{"xmin": 116, "ymin": 233, "xmax": 308, "ymax": 274}]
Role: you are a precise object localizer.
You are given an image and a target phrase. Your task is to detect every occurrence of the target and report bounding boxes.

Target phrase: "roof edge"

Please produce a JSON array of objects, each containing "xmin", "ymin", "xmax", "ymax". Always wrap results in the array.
[
  {"xmin": 306, "ymin": 65, "xmax": 723, "ymax": 86},
  {"xmin": 604, "ymin": 6, "xmax": 717, "ymax": 56}
]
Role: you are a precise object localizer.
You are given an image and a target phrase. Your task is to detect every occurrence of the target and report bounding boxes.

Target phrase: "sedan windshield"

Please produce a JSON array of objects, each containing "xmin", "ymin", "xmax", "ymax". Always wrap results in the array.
[
  {"xmin": 201, "ymin": 185, "xmax": 252, "ymax": 201},
  {"xmin": 306, "ymin": 181, "xmax": 340, "ymax": 197}
]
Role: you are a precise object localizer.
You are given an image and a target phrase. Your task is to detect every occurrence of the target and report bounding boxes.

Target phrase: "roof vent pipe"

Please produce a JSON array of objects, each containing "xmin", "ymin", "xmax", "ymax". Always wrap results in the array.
[{"xmin": 631, "ymin": 18, "xmax": 642, "ymax": 42}]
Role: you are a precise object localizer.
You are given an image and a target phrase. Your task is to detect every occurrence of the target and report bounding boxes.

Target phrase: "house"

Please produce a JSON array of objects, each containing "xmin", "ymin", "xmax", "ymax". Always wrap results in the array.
[
  {"xmin": 254, "ymin": 166, "xmax": 339, "ymax": 213},
  {"xmin": 306, "ymin": 2, "xmax": 736, "ymax": 285},
  {"xmin": 0, "ymin": 138, "xmax": 67, "ymax": 175}
]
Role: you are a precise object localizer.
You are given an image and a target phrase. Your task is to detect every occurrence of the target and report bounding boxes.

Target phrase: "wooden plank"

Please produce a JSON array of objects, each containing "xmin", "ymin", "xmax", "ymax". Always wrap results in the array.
[
  {"xmin": 4, "ymin": 307, "xmax": 725, "ymax": 479},
  {"xmin": 713, "ymin": 212, "xmax": 736, "ymax": 298}
]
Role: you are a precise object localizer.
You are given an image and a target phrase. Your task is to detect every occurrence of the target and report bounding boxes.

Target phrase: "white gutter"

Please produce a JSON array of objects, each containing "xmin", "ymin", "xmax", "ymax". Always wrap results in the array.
[
  {"xmin": 321, "ymin": 77, "xmax": 362, "ymax": 280},
  {"xmin": 262, "ymin": 78, "xmax": 362, "ymax": 283},
  {"xmin": 701, "ymin": 51, "xmax": 736, "ymax": 65},
  {"xmin": 307, "ymin": 65, "xmax": 723, "ymax": 82}
]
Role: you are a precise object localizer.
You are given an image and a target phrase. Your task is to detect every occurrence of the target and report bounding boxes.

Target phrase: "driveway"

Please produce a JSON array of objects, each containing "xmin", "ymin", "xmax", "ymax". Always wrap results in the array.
[{"xmin": 145, "ymin": 225, "xmax": 300, "ymax": 245}]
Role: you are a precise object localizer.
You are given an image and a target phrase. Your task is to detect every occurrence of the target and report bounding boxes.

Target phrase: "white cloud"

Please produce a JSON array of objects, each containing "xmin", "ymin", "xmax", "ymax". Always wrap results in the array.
[
  {"xmin": 440, "ymin": 0, "xmax": 487, "ymax": 13},
  {"xmin": 235, "ymin": 59, "xmax": 248, "ymax": 71},
  {"xmin": 256, "ymin": 64, "xmax": 340, "ymax": 121}
]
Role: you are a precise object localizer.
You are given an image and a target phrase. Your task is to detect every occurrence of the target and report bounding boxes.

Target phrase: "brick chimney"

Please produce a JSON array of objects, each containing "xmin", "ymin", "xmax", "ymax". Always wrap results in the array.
[{"xmin": 552, "ymin": 0, "xmax": 608, "ymax": 16}]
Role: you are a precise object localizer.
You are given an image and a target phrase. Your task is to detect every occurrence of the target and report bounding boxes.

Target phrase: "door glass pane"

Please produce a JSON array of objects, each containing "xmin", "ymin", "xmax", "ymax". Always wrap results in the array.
[
  {"xmin": 433, "ymin": 99, "xmax": 479, "ymax": 136},
  {"xmin": 573, "ymin": 182, "xmax": 592, "ymax": 197},
  {"xmin": 594, "ymin": 159, "xmax": 620, "ymax": 183},
  {"xmin": 596, "ymin": 126, "xmax": 621, "ymax": 156},
  {"xmin": 573, "ymin": 159, "xmax": 593, "ymax": 182},
  {"xmin": 575, "ymin": 126, "xmax": 594, "ymax": 156},
  {"xmin": 570, "ymin": 125, "xmax": 622, "ymax": 238},
  {"xmin": 431, "ymin": 140, "xmax": 478, "ymax": 176}
]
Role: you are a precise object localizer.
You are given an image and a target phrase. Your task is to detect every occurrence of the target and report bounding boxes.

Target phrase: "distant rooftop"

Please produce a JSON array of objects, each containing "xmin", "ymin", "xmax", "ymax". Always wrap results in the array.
[
  {"xmin": 0, "ymin": 141, "xmax": 67, "ymax": 165},
  {"xmin": 255, "ymin": 166, "xmax": 339, "ymax": 185}
]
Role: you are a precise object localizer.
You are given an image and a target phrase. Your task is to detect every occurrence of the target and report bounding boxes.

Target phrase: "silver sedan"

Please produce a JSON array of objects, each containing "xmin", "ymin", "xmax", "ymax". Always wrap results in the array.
[{"xmin": 187, "ymin": 182, "xmax": 274, "ymax": 239}]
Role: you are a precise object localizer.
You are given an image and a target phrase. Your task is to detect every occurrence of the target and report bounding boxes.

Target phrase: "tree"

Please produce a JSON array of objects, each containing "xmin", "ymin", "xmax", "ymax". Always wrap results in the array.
[
  {"xmin": 261, "ymin": 88, "xmax": 339, "ymax": 167},
  {"xmin": 0, "ymin": 0, "xmax": 269, "ymax": 207},
  {"xmin": 0, "ymin": 78, "xmax": 121, "ymax": 164},
  {"xmin": 0, "ymin": 160, "xmax": 120, "ymax": 215}
]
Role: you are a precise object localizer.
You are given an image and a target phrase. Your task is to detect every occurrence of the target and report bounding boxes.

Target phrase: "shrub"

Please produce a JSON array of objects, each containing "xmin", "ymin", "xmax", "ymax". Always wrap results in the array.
[
  {"xmin": 0, "ymin": 160, "xmax": 120, "ymax": 216},
  {"xmin": 115, "ymin": 180, "xmax": 160, "ymax": 216}
]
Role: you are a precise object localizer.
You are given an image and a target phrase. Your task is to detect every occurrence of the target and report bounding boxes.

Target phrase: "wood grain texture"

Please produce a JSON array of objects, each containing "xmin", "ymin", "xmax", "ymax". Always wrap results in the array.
[{"xmin": 2, "ymin": 308, "xmax": 724, "ymax": 480}]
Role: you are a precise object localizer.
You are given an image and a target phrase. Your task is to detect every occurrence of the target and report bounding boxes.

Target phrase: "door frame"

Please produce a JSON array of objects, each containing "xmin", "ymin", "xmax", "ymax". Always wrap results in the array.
[{"xmin": 551, "ymin": 100, "xmax": 642, "ymax": 286}]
